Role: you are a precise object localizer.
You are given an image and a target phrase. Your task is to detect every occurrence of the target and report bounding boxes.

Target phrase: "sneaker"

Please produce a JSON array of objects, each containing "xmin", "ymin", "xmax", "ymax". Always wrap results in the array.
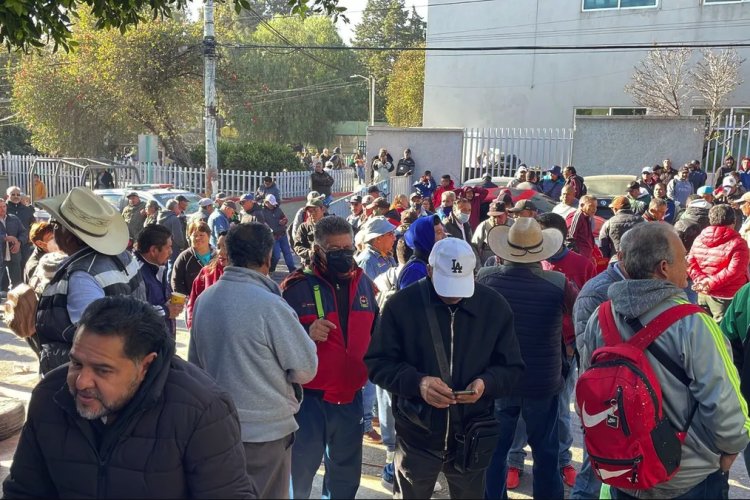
[
  {"xmin": 507, "ymin": 467, "xmax": 522, "ymax": 490},
  {"xmin": 364, "ymin": 429, "xmax": 383, "ymax": 444},
  {"xmin": 381, "ymin": 462, "xmax": 394, "ymax": 492},
  {"xmin": 561, "ymin": 465, "xmax": 577, "ymax": 487}
]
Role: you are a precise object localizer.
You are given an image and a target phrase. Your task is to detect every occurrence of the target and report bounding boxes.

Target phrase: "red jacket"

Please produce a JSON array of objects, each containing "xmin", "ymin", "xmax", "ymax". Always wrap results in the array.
[
  {"xmin": 462, "ymin": 186, "xmax": 489, "ymax": 230},
  {"xmin": 281, "ymin": 267, "xmax": 377, "ymax": 404},
  {"xmin": 432, "ymin": 180, "xmax": 457, "ymax": 208},
  {"xmin": 186, "ymin": 261, "xmax": 225, "ymax": 328},
  {"xmin": 566, "ymin": 210, "xmax": 596, "ymax": 262},
  {"xmin": 688, "ymin": 225, "xmax": 749, "ymax": 299},
  {"xmin": 543, "ymin": 249, "xmax": 596, "ymax": 345}
]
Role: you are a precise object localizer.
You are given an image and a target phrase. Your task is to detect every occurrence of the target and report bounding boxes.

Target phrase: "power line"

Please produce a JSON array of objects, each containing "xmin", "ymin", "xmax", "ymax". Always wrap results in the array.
[{"xmin": 219, "ymin": 41, "xmax": 750, "ymax": 52}]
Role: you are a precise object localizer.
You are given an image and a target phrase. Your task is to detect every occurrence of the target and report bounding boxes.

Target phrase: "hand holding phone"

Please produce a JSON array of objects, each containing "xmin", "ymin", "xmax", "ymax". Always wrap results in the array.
[{"xmin": 452, "ymin": 390, "xmax": 476, "ymax": 396}]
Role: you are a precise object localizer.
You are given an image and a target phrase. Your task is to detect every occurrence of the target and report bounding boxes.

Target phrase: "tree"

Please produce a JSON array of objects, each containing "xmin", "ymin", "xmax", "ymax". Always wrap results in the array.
[
  {"xmin": 352, "ymin": 0, "xmax": 425, "ymax": 120},
  {"xmin": 624, "ymin": 48, "xmax": 693, "ymax": 116},
  {"xmin": 0, "ymin": 0, "xmax": 348, "ymax": 52},
  {"xmin": 691, "ymin": 49, "xmax": 745, "ymax": 135},
  {"xmin": 218, "ymin": 15, "xmax": 363, "ymax": 145},
  {"xmin": 385, "ymin": 46, "xmax": 424, "ymax": 127},
  {"xmin": 12, "ymin": 10, "xmax": 204, "ymax": 164}
]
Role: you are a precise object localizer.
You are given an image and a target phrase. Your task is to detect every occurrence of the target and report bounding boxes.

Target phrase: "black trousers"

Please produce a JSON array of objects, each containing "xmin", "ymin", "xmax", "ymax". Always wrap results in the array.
[{"xmin": 394, "ymin": 437, "xmax": 487, "ymax": 499}]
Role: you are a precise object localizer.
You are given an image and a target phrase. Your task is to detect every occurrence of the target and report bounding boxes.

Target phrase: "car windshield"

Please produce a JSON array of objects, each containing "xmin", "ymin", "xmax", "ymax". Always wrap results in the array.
[
  {"xmin": 98, "ymin": 193, "xmax": 123, "ymax": 210},
  {"xmin": 151, "ymin": 192, "xmax": 202, "ymax": 215},
  {"xmin": 584, "ymin": 175, "xmax": 636, "ymax": 197}
]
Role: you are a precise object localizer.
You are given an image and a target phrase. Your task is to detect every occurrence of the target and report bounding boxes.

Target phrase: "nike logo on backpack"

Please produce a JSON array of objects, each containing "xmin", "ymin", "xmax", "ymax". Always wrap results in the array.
[
  {"xmin": 598, "ymin": 468, "xmax": 632, "ymax": 480},
  {"xmin": 582, "ymin": 402, "xmax": 617, "ymax": 428}
]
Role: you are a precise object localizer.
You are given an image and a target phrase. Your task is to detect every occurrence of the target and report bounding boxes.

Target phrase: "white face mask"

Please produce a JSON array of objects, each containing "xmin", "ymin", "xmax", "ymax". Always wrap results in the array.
[{"xmin": 457, "ymin": 212, "xmax": 470, "ymax": 224}]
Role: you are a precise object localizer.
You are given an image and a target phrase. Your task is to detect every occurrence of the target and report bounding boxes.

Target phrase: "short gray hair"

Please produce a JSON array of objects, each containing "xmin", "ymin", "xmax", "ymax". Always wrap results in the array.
[
  {"xmin": 620, "ymin": 223, "xmax": 676, "ymax": 279},
  {"xmin": 6, "ymin": 186, "xmax": 20, "ymax": 195},
  {"xmin": 165, "ymin": 199, "xmax": 178, "ymax": 210},
  {"xmin": 313, "ymin": 216, "xmax": 353, "ymax": 247},
  {"xmin": 649, "ymin": 198, "xmax": 667, "ymax": 211}
]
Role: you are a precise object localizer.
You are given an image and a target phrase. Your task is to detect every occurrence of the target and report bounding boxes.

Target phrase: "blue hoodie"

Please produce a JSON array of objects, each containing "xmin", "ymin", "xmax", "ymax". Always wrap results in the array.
[{"xmin": 398, "ymin": 215, "xmax": 439, "ymax": 289}]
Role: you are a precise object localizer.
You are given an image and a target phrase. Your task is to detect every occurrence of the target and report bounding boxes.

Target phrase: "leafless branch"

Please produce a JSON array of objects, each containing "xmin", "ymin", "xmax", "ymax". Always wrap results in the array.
[
  {"xmin": 624, "ymin": 48, "xmax": 693, "ymax": 116},
  {"xmin": 691, "ymin": 48, "xmax": 745, "ymax": 132}
]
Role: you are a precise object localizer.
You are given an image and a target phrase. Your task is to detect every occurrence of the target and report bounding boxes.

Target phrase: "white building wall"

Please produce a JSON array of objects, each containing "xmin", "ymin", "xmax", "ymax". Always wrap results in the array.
[{"xmin": 423, "ymin": 0, "xmax": 750, "ymax": 129}]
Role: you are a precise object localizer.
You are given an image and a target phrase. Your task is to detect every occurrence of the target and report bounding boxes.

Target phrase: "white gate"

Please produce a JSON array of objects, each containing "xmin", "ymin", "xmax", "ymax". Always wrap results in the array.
[{"xmin": 703, "ymin": 114, "xmax": 750, "ymax": 179}]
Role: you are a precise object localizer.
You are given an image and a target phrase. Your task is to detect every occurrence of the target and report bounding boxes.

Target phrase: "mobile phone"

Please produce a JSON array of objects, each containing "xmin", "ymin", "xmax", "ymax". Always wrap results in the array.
[{"xmin": 452, "ymin": 390, "xmax": 476, "ymax": 396}]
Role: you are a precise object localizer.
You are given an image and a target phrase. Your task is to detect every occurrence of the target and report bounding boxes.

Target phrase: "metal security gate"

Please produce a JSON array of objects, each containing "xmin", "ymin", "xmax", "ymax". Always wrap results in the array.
[
  {"xmin": 703, "ymin": 114, "xmax": 750, "ymax": 179},
  {"xmin": 462, "ymin": 127, "xmax": 573, "ymax": 182}
]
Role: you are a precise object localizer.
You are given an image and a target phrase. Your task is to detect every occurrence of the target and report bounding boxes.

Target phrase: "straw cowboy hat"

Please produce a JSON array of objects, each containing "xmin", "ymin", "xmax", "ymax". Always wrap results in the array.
[
  {"xmin": 487, "ymin": 217, "xmax": 563, "ymax": 264},
  {"xmin": 36, "ymin": 187, "xmax": 129, "ymax": 256}
]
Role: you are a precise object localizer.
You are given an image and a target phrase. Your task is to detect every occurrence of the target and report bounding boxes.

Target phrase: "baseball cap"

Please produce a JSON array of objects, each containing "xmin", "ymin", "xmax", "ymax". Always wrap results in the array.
[
  {"xmin": 410, "ymin": 192, "xmax": 423, "ymax": 200},
  {"xmin": 626, "ymin": 181, "xmax": 640, "ymax": 191},
  {"xmin": 642, "ymin": 166, "xmax": 653, "ymax": 174},
  {"xmin": 547, "ymin": 165, "xmax": 562, "ymax": 176},
  {"xmin": 360, "ymin": 216, "xmax": 396, "ymax": 242},
  {"xmin": 609, "ymin": 195, "xmax": 631, "ymax": 210},
  {"xmin": 222, "ymin": 200, "xmax": 238, "ymax": 211},
  {"xmin": 362, "ymin": 195, "xmax": 374, "ymax": 205},
  {"xmin": 349, "ymin": 195, "xmax": 363, "ymax": 204},
  {"xmin": 508, "ymin": 199, "xmax": 537, "ymax": 213},
  {"xmin": 428, "ymin": 238, "xmax": 476, "ymax": 298},
  {"xmin": 482, "ymin": 172, "xmax": 492, "ymax": 180},
  {"xmin": 517, "ymin": 165, "xmax": 528, "ymax": 173},
  {"xmin": 697, "ymin": 186, "xmax": 714, "ymax": 196},
  {"xmin": 240, "ymin": 193, "xmax": 255, "ymax": 202},
  {"xmin": 723, "ymin": 176, "xmax": 737, "ymax": 188},
  {"xmin": 198, "ymin": 198, "xmax": 213, "ymax": 207},
  {"xmin": 367, "ymin": 185, "xmax": 381, "ymax": 194},
  {"xmin": 125, "ymin": 191, "xmax": 139, "ymax": 198},
  {"xmin": 367, "ymin": 197, "xmax": 389, "ymax": 210},
  {"xmin": 487, "ymin": 201, "xmax": 506, "ymax": 216}
]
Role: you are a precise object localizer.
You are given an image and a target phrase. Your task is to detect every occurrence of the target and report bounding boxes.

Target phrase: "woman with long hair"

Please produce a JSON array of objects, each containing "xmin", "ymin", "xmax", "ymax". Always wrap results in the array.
[
  {"xmin": 186, "ymin": 231, "xmax": 227, "ymax": 328},
  {"xmin": 172, "ymin": 220, "xmax": 215, "ymax": 296}
]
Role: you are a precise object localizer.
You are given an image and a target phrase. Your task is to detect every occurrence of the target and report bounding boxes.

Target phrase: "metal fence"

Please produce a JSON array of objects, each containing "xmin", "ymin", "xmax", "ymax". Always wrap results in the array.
[
  {"xmin": 703, "ymin": 115, "xmax": 750, "ymax": 180},
  {"xmin": 0, "ymin": 154, "xmax": 363, "ymax": 200},
  {"xmin": 462, "ymin": 127, "xmax": 574, "ymax": 182}
]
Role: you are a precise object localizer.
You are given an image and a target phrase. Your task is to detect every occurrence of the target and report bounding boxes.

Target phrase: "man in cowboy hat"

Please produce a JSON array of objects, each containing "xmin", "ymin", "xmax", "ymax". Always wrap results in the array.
[
  {"xmin": 477, "ymin": 218, "xmax": 577, "ymax": 499},
  {"xmin": 34, "ymin": 187, "xmax": 146, "ymax": 375}
]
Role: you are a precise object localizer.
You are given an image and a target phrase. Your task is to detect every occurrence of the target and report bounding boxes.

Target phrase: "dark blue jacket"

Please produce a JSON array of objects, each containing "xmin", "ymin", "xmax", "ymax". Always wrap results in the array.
[
  {"xmin": 477, "ymin": 263, "xmax": 565, "ymax": 398},
  {"xmin": 136, "ymin": 253, "xmax": 176, "ymax": 338}
]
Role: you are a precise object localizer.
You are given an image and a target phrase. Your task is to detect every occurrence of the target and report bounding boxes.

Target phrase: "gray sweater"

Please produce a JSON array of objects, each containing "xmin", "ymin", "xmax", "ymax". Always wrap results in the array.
[{"xmin": 188, "ymin": 266, "xmax": 318, "ymax": 443}]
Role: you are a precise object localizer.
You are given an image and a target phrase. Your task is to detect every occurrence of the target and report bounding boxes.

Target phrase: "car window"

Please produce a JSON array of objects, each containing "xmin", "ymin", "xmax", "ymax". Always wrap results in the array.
[
  {"xmin": 151, "ymin": 192, "xmax": 201, "ymax": 215},
  {"xmin": 584, "ymin": 175, "xmax": 636, "ymax": 197},
  {"xmin": 99, "ymin": 194, "xmax": 124, "ymax": 210}
]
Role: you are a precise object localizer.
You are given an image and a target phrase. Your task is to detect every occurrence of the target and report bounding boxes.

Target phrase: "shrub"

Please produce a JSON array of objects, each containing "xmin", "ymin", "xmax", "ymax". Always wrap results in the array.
[{"xmin": 189, "ymin": 141, "xmax": 303, "ymax": 172}]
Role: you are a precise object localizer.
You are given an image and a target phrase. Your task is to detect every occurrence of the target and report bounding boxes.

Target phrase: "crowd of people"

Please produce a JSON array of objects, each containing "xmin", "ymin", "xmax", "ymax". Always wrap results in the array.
[{"xmin": 4, "ymin": 153, "xmax": 750, "ymax": 500}]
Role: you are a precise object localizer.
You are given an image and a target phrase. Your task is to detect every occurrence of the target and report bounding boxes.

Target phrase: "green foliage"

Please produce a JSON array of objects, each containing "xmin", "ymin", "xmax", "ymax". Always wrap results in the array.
[
  {"xmin": 12, "ymin": 11, "xmax": 203, "ymax": 164},
  {"xmin": 353, "ymin": 0, "xmax": 425, "ymax": 120},
  {"xmin": 0, "ymin": 124, "xmax": 36, "ymax": 154},
  {"xmin": 385, "ymin": 47, "xmax": 424, "ymax": 127},
  {"xmin": 190, "ymin": 140, "xmax": 304, "ymax": 172},
  {"xmin": 218, "ymin": 14, "xmax": 364, "ymax": 144},
  {"xmin": 0, "ymin": 0, "xmax": 348, "ymax": 53}
]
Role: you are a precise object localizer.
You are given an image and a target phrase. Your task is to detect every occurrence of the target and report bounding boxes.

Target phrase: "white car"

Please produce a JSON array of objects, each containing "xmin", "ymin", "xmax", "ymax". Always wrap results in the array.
[{"xmin": 94, "ymin": 184, "xmax": 203, "ymax": 215}]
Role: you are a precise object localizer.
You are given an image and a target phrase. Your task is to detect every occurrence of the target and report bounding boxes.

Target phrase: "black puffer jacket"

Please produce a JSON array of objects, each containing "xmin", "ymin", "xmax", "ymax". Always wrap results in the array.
[
  {"xmin": 674, "ymin": 203, "xmax": 710, "ymax": 251},
  {"xmin": 599, "ymin": 208, "xmax": 643, "ymax": 259},
  {"xmin": 310, "ymin": 171, "xmax": 334, "ymax": 196},
  {"xmin": 2, "ymin": 342, "xmax": 255, "ymax": 499}
]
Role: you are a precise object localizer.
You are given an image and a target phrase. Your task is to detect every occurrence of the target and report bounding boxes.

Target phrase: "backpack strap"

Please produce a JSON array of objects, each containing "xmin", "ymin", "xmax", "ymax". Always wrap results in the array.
[
  {"xmin": 627, "ymin": 304, "xmax": 705, "ymax": 352},
  {"xmin": 597, "ymin": 301, "xmax": 623, "ymax": 347}
]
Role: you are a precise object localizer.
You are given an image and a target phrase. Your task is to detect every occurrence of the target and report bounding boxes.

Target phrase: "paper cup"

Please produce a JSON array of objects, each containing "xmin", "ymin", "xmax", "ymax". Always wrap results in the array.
[{"xmin": 170, "ymin": 292, "xmax": 186, "ymax": 305}]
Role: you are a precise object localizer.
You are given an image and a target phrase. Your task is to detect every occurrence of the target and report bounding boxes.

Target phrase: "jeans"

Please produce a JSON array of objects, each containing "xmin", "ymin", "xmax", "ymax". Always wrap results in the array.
[
  {"xmin": 395, "ymin": 437, "xmax": 486, "ymax": 499},
  {"xmin": 290, "ymin": 391, "xmax": 363, "ymax": 499},
  {"xmin": 376, "ymin": 386, "xmax": 396, "ymax": 452},
  {"xmin": 272, "ymin": 235, "xmax": 296, "ymax": 272},
  {"xmin": 571, "ymin": 447, "xmax": 602, "ymax": 499},
  {"xmin": 485, "ymin": 395, "xmax": 564, "ymax": 499},
  {"xmin": 610, "ymin": 469, "xmax": 728, "ymax": 499},
  {"xmin": 0, "ymin": 251, "xmax": 22, "ymax": 291},
  {"xmin": 362, "ymin": 381, "xmax": 376, "ymax": 433},
  {"xmin": 356, "ymin": 167, "xmax": 365, "ymax": 184},
  {"xmin": 508, "ymin": 360, "xmax": 576, "ymax": 471}
]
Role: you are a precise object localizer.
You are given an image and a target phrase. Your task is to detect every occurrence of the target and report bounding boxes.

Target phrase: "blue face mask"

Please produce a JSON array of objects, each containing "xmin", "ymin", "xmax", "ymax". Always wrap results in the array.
[{"xmin": 457, "ymin": 212, "xmax": 470, "ymax": 224}]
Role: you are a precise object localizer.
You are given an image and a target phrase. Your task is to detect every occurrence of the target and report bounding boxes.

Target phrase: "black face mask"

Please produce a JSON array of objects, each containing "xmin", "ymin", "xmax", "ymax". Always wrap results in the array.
[{"xmin": 325, "ymin": 248, "xmax": 356, "ymax": 276}]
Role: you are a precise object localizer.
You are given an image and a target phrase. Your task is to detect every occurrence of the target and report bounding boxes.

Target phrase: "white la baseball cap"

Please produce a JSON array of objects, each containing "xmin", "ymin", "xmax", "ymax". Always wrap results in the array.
[{"xmin": 428, "ymin": 237, "xmax": 476, "ymax": 298}]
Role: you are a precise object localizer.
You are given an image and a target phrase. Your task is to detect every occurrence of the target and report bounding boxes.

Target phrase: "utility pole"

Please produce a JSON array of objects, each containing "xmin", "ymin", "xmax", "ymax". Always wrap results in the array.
[
  {"xmin": 351, "ymin": 74, "xmax": 375, "ymax": 126},
  {"xmin": 203, "ymin": 0, "xmax": 218, "ymax": 198}
]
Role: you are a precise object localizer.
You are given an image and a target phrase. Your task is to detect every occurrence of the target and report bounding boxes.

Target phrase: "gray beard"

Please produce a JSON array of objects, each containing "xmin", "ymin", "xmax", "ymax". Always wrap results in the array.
[{"xmin": 70, "ymin": 376, "xmax": 140, "ymax": 421}]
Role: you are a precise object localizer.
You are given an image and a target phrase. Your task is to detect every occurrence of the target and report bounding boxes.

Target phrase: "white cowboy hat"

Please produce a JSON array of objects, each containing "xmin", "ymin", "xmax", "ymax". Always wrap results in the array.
[
  {"xmin": 487, "ymin": 217, "xmax": 563, "ymax": 264},
  {"xmin": 36, "ymin": 187, "xmax": 129, "ymax": 256}
]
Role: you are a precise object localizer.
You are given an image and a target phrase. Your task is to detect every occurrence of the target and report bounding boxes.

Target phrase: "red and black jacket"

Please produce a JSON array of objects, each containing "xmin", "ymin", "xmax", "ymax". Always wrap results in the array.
[{"xmin": 281, "ymin": 267, "xmax": 378, "ymax": 404}]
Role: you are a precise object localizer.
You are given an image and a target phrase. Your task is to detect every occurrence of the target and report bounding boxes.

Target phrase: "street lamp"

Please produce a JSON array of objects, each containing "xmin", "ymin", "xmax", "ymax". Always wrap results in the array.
[{"xmin": 351, "ymin": 74, "xmax": 375, "ymax": 127}]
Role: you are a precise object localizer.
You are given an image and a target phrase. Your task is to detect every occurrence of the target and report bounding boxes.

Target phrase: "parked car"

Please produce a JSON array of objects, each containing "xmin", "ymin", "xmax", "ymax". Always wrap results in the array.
[
  {"xmin": 583, "ymin": 174, "xmax": 638, "ymax": 219},
  {"xmin": 94, "ymin": 184, "xmax": 202, "ymax": 215}
]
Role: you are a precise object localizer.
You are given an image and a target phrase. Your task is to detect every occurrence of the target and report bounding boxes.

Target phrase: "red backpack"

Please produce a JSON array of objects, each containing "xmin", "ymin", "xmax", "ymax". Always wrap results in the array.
[{"xmin": 575, "ymin": 301, "xmax": 703, "ymax": 490}]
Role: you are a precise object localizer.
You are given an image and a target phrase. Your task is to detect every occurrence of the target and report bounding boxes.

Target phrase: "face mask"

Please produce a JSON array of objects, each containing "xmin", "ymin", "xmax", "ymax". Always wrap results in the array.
[
  {"xmin": 324, "ymin": 248, "xmax": 356, "ymax": 276},
  {"xmin": 457, "ymin": 212, "xmax": 470, "ymax": 224}
]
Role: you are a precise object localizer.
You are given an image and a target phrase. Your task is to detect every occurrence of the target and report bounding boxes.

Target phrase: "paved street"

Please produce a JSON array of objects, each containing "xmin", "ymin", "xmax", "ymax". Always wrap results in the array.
[{"xmin": 1, "ymin": 302, "xmax": 750, "ymax": 498}]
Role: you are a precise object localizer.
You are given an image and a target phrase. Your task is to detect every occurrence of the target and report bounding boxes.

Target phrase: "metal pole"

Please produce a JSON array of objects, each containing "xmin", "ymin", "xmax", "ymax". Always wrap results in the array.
[
  {"xmin": 203, "ymin": 0, "xmax": 218, "ymax": 198},
  {"xmin": 369, "ymin": 75, "xmax": 375, "ymax": 126}
]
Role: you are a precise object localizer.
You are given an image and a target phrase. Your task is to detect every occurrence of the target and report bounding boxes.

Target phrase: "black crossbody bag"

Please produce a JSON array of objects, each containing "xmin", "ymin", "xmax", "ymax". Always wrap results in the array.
[{"xmin": 419, "ymin": 280, "xmax": 500, "ymax": 473}]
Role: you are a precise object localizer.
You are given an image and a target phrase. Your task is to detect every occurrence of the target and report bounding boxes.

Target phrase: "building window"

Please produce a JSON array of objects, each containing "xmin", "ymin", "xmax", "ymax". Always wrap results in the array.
[
  {"xmin": 575, "ymin": 107, "xmax": 647, "ymax": 116},
  {"xmin": 704, "ymin": 0, "xmax": 743, "ymax": 4},
  {"xmin": 583, "ymin": 0, "xmax": 657, "ymax": 10}
]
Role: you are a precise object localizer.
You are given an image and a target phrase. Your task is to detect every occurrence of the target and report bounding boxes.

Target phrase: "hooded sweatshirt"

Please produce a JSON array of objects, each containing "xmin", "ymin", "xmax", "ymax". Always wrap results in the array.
[
  {"xmin": 189, "ymin": 266, "xmax": 318, "ymax": 443},
  {"xmin": 579, "ymin": 280, "xmax": 750, "ymax": 498},
  {"xmin": 399, "ymin": 215, "xmax": 438, "ymax": 289}
]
